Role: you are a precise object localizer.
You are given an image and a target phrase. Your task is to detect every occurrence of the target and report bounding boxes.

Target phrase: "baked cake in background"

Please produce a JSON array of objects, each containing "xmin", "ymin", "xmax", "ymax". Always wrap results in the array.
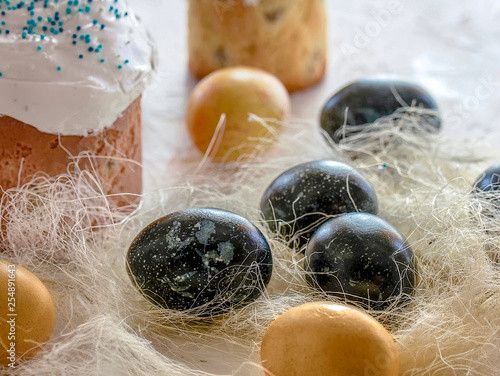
[{"xmin": 188, "ymin": 0, "xmax": 327, "ymax": 92}]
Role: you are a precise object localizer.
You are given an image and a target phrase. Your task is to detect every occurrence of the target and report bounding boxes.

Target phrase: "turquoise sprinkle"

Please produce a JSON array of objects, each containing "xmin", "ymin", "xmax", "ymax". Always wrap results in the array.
[
  {"xmin": 0, "ymin": 0, "xmax": 129, "ymax": 65},
  {"xmin": 0, "ymin": 73, "xmax": 2, "ymax": 77}
]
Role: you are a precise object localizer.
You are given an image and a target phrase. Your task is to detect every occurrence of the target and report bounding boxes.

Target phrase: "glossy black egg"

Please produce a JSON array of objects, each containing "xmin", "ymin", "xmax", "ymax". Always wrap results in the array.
[
  {"xmin": 127, "ymin": 208, "xmax": 273, "ymax": 316},
  {"xmin": 260, "ymin": 160, "xmax": 378, "ymax": 248},
  {"xmin": 474, "ymin": 164, "xmax": 500, "ymax": 192},
  {"xmin": 473, "ymin": 164, "xmax": 500, "ymax": 218},
  {"xmin": 320, "ymin": 77, "xmax": 441, "ymax": 143},
  {"xmin": 305, "ymin": 212, "xmax": 416, "ymax": 310}
]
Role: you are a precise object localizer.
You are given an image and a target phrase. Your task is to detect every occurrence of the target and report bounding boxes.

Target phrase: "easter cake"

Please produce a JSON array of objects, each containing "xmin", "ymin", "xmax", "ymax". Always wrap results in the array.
[
  {"xmin": 0, "ymin": 0, "xmax": 156, "ymax": 204},
  {"xmin": 187, "ymin": 0, "xmax": 327, "ymax": 92}
]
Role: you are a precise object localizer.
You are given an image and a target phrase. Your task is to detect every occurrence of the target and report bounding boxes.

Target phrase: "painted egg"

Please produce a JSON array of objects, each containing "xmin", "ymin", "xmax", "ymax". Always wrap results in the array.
[
  {"xmin": 186, "ymin": 66, "xmax": 291, "ymax": 162},
  {"xmin": 473, "ymin": 164, "xmax": 500, "ymax": 221},
  {"xmin": 0, "ymin": 260, "xmax": 55, "ymax": 366},
  {"xmin": 127, "ymin": 208, "xmax": 273, "ymax": 315},
  {"xmin": 320, "ymin": 77, "xmax": 441, "ymax": 143},
  {"xmin": 474, "ymin": 164, "xmax": 500, "ymax": 192},
  {"xmin": 260, "ymin": 160, "xmax": 378, "ymax": 248},
  {"xmin": 305, "ymin": 213, "xmax": 416, "ymax": 310},
  {"xmin": 261, "ymin": 302, "xmax": 399, "ymax": 376}
]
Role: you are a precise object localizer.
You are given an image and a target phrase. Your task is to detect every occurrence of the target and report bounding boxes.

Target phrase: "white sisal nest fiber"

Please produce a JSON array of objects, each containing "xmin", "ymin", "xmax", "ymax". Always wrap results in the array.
[{"xmin": 1, "ymin": 112, "xmax": 500, "ymax": 375}]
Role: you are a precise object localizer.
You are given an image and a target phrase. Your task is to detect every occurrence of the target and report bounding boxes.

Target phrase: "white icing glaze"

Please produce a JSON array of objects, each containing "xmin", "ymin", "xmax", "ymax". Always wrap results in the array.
[{"xmin": 0, "ymin": 0, "xmax": 156, "ymax": 136}]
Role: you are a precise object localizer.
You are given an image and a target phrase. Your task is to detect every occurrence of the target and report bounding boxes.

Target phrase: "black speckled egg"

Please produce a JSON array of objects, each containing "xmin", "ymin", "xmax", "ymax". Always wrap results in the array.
[
  {"xmin": 127, "ymin": 208, "xmax": 273, "ymax": 316},
  {"xmin": 305, "ymin": 212, "xmax": 416, "ymax": 310},
  {"xmin": 320, "ymin": 77, "xmax": 441, "ymax": 143},
  {"xmin": 474, "ymin": 164, "xmax": 500, "ymax": 192},
  {"xmin": 260, "ymin": 160, "xmax": 378, "ymax": 248}
]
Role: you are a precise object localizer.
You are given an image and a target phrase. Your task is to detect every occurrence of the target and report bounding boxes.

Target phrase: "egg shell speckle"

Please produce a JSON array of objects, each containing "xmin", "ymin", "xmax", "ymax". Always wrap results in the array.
[
  {"xmin": 260, "ymin": 160, "xmax": 378, "ymax": 248},
  {"xmin": 127, "ymin": 208, "xmax": 273, "ymax": 315},
  {"xmin": 260, "ymin": 301, "xmax": 400, "ymax": 376}
]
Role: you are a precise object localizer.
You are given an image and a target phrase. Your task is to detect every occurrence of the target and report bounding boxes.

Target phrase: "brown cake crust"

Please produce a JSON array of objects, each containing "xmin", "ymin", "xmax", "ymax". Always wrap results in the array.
[
  {"xmin": 188, "ymin": 0, "xmax": 327, "ymax": 92},
  {"xmin": 0, "ymin": 97, "xmax": 142, "ymax": 206}
]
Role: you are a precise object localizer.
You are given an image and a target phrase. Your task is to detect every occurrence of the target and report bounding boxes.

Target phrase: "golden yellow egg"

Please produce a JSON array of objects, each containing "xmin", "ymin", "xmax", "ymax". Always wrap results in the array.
[
  {"xmin": 186, "ymin": 66, "xmax": 291, "ymax": 162},
  {"xmin": 261, "ymin": 302, "xmax": 399, "ymax": 376},
  {"xmin": 0, "ymin": 260, "xmax": 55, "ymax": 366}
]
